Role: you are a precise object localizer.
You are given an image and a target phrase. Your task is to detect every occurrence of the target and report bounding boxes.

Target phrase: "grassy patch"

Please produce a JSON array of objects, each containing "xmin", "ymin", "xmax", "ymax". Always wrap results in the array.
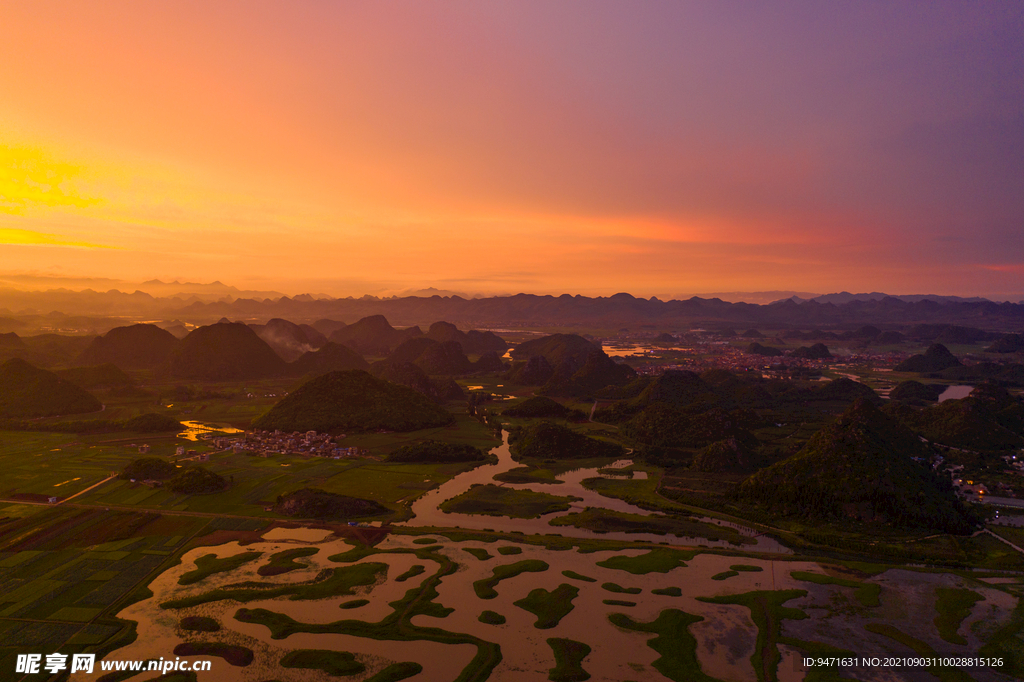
[
  {"xmin": 602, "ymin": 599, "xmax": 636, "ymax": 606},
  {"xmin": 478, "ymin": 610, "xmax": 506, "ymax": 625},
  {"xmin": 178, "ymin": 616, "xmax": 220, "ymax": 632},
  {"xmin": 596, "ymin": 548, "xmax": 693, "ymax": 575},
  {"xmin": 547, "ymin": 638, "xmax": 592, "ymax": 682},
  {"xmin": 413, "ymin": 537, "xmax": 439, "ymax": 545},
  {"xmin": 697, "ymin": 590, "xmax": 808, "ymax": 682},
  {"xmin": 234, "ymin": 543, "xmax": 502, "ymax": 682},
  {"xmin": 550, "ymin": 507, "xmax": 752, "ymax": 544},
  {"xmin": 712, "ymin": 570, "xmax": 739, "ymax": 581},
  {"xmin": 162, "ymin": 562, "xmax": 387, "ymax": 608},
  {"xmin": 732, "ymin": 564, "xmax": 763, "ymax": 572},
  {"xmin": 493, "ymin": 466, "xmax": 563, "ymax": 485},
  {"xmin": 601, "ymin": 582, "xmax": 641, "ymax": 595},
  {"xmin": 561, "ymin": 570, "xmax": 596, "ymax": 583},
  {"xmin": 580, "ymin": 470, "xmax": 687, "ymax": 514},
  {"xmin": 514, "ymin": 583, "xmax": 579, "ymax": 629},
  {"xmin": 177, "ymin": 551, "xmax": 262, "ymax": 585},
  {"xmin": 474, "ymin": 560, "xmax": 550, "ymax": 599},
  {"xmin": 395, "ymin": 564, "xmax": 426, "ymax": 583},
  {"xmin": 257, "ymin": 547, "xmax": 318, "ymax": 576},
  {"xmin": 497, "ymin": 545, "xmax": 522, "ymax": 555},
  {"xmin": 463, "ymin": 547, "xmax": 492, "ymax": 561},
  {"xmin": 652, "ymin": 586, "xmax": 682, "ymax": 596},
  {"xmin": 790, "ymin": 571, "xmax": 880, "ymax": 608},
  {"xmin": 934, "ymin": 587, "xmax": 983, "ymax": 645},
  {"xmin": 328, "ymin": 542, "xmax": 380, "ymax": 563},
  {"xmin": 340, "ymin": 599, "xmax": 369, "ymax": 609},
  {"xmin": 608, "ymin": 609, "xmax": 714, "ymax": 681},
  {"xmin": 365, "ymin": 662, "xmax": 424, "ymax": 682},
  {"xmin": 440, "ymin": 484, "xmax": 578, "ymax": 518},
  {"xmin": 865, "ymin": 623, "xmax": 971, "ymax": 682},
  {"xmin": 979, "ymin": 598, "xmax": 1024, "ymax": 678},
  {"xmin": 280, "ymin": 649, "xmax": 365, "ymax": 676}
]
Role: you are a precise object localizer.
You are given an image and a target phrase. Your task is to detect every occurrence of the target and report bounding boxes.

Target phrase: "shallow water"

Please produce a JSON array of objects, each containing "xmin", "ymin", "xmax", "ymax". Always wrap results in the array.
[
  {"xmin": 262, "ymin": 527, "xmax": 333, "ymax": 542},
  {"xmin": 402, "ymin": 432, "xmax": 789, "ymax": 553},
  {"xmin": 938, "ymin": 384, "xmax": 973, "ymax": 402},
  {"xmin": 177, "ymin": 420, "xmax": 245, "ymax": 442}
]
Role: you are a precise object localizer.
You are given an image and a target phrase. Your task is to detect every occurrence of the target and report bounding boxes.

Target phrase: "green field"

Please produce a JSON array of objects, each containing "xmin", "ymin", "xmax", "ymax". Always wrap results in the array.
[
  {"xmin": 0, "ymin": 505, "xmax": 259, "ymax": 675},
  {"xmin": 440, "ymin": 484, "xmax": 579, "ymax": 518}
]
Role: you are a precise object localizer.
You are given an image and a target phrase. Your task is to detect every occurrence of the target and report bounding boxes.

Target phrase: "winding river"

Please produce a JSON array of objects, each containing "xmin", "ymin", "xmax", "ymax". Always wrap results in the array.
[{"xmin": 401, "ymin": 431, "xmax": 790, "ymax": 553}]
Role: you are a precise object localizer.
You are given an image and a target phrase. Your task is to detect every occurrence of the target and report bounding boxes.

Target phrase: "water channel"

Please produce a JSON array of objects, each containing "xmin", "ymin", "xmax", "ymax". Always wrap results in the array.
[
  {"xmin": 82, "ymin": 433, "xmax": 1020, "ymax": 681},
  {"xmin": 401, "ymin": 431, "xmax": 789, "ymax": 553}
]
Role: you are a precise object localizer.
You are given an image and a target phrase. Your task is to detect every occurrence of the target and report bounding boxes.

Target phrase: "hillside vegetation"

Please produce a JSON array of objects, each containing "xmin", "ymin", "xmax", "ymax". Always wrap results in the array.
[
  {"xmin": 165, "ymin": 322, "xmax": 286, "ymax": 380},
  {"xmin": 509, "ymin": 421, "xmax": 625, "ymax": 460},
  {"xmin": 253, "ymin": 370, "xmax": 453, "ymax": 433},
  {"xmin": 274, "ymin": 488, "xmax": 388, "ymax": 519},
  {"xmin": 386, "ymin": 440, "xmax": 489, "ymax": 463},
  {"xmin": 75, "ymin": 323, "xmax": 178, "ymax": 369},
  {"xmin": 0, "ymin": 358, "xmax": 102, "ymax": 418},
  {"xmin": 741, "ymin": 400, "xmax": 972, "ymax": 532}
]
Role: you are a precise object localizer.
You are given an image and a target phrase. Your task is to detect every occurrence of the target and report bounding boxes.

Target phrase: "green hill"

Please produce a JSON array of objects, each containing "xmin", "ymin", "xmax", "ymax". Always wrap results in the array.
[
  {"xmin": 506, "ymin": 334, "xmax": 634, "ymax": 396},
  {"xmin": 167, "ymin": 466, "xmax": 227, "ymax": 494},
  {"xmin": 789, "ymin": 343, "xmax": 832, "ymax": 359},
  {"xmin": 120, "ymin": 413, "xmax": 183, "ymax": 432},
  {"xmin": 55, "ymin": 363, "xmax": 133, "ymax": 389},
  {"xmin": 372, "ymin": 361, "xmax": 465, "ymax": 402},
  {"xmin": 75, "ymin": 323, "xmax": 179, "ymax": 369},
  {"xmin": 164, "ymin": 322, "xmax": 286, "ymax": 380},
  {"xmin": 508, "ymin": 421, "xmax": 624, "ymax": 460},
  {"xmin": 541, "ymin": 349, "xmax": 636, "ymax": 397},
  {"xmin": 329, "ymin": 315, "xmax": 421, "ymax": 355},
  {"xmin": 387, "ymin": 337, "xmax": 473, "ymax": 375},
  {"xmin": 747, "ymin": 342, "xmax": 784, "ymax": 356},
  {"xmin": 120, "ymin": 457, "xmax": 178, "ymax": 481},
  {"xmin": 885, "ymin": 384, "xmax": 1024, "ymax": 450},
  {"xmin": 253, "ymin": 370, "xmax": 453, "ymax": 433},
  {"xmin": 894, "ymin": 343, "xmax": 962, "ymax": 372},
  {"xmin": 510, "ymin": 333, "xmax": 599, "ymax": 369},
  {"xmin": 986, "ymin": 333, "xmax": 1024, "ymax": 353},
  {"xmin": 250, "ymin": 318, "xmax": 325, "ymax": 361},
  {"xmin": 4, "ymin": 333, "xmax": 97, "ymax": 368},
  {"xmin": 741, "ymin": 399, "xmax": 972, "ymax": 532},
  {"xmin": 288, "ymin": 342, "xmax": 368, "ymax": 377},
  {"xmin": 274, "ymin": 488, "xmax": 388, "ymax": 519},
  {"xmin": 425, "ymin": 321, "xmax": 509, "ymax": 355},
  {"xmin": 635, "ymin": 370, "xmax": 717, "ymax": 407},
  {"xmin": 889, "ymin": 380, "xmax": 944, "ymax": 404},
  {"xmin": 0, "ymin": 332, "xmax": 25, "ymax": 351},
  {"xmin": 811, "ymin": 377, "xmax": 881, "ymax": 405},
  {"xmin": 503, "ymin": 396, "xmax": 582, "ymax": 419},
  {"xmin": 505, "ymin": 356, "xmax": 555, "ymax": 385},
  {"xmin": 623, "ymin": 403, "xmax": 758, "ymax": 450},
  {"xmin": 0, "ymin": 358, "xmax": 102, "ymax": 418},
  {"xmin": 693, "ymin": 438, "xmax": 762, "ymax": 473}
]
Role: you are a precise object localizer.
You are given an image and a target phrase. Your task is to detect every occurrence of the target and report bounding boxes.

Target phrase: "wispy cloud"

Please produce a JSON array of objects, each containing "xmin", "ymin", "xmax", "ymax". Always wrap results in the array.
[
  {"xmin": 0, "ymin": 144, "xmax": 99, "ymax": 215},
  {"xmin": 0, "ymin": 228, "xmax": 114, "ymax": 249}
]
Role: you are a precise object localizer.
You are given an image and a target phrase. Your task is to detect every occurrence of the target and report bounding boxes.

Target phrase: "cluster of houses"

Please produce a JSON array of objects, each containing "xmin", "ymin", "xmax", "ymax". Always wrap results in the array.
[{"xmin": 209, "ymin": 430, "xmax": 369, "ymax": 459}]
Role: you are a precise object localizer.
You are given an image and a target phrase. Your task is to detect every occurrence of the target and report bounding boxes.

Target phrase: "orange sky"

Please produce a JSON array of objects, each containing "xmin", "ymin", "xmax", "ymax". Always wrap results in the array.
[{"xmin": 1, "ymin": 2, "xmax": 1022, "ymax": 299}]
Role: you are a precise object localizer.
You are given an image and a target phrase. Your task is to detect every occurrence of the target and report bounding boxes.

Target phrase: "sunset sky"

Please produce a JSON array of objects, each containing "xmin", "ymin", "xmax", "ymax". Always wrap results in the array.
[{"xmin": 1, "ymin": 2, "xmax": 1021, "ymax": 299}]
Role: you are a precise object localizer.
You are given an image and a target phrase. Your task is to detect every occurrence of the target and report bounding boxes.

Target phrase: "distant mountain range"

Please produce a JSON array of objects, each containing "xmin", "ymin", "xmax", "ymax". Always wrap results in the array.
[
  {"xmin": 1, "ymin": 285, "xmax": 1023, "ymax": 334},
  {"xmin": 776, "ymin": 292, "xmax": 994, "ymax": 305}
]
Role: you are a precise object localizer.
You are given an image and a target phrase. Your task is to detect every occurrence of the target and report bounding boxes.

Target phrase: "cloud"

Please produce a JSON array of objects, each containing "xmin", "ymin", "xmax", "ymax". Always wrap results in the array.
[
  {"xmin": 0, "ymin": 144, "xmax": 99, "ymax": 215},
  {"xmin": 0, "ymin": 228, "xmax": 114, "ymax": 249}
]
